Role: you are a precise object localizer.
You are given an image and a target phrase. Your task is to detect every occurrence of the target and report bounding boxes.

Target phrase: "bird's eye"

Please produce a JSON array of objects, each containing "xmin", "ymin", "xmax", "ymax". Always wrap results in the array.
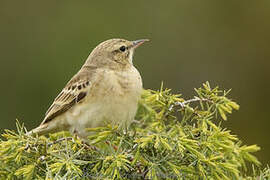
[{"xmin": 119, "ymin": 46, "xmax": 126, "ymax": 52}]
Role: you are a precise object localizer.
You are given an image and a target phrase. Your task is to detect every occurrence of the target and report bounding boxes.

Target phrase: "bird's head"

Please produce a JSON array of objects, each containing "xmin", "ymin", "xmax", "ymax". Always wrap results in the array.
[{"xmin": 87, "ymin": 38, "xmax": 149, "ymax": 68}]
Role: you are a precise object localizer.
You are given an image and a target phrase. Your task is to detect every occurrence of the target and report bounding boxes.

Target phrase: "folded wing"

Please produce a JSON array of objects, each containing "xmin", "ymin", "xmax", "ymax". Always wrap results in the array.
[{"xmin": 40, "ymin": 65, "xmax": 97, "ymax": 125}]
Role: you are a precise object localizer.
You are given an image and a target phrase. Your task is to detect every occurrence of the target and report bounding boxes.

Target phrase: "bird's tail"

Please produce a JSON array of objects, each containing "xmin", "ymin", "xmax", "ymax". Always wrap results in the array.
[{"xmin": 26, "ymin": 124, "xmax": 52, "ymax": 136}]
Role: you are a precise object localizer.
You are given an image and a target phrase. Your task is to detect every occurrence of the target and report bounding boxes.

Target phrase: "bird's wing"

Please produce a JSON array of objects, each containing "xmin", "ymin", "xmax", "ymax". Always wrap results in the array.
[{"xmin": 40, "ymin": 66, "xmax": 97, "ymax": 125}]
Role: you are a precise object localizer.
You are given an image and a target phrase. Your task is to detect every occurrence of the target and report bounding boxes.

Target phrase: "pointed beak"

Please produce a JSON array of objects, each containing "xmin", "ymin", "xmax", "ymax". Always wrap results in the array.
[{"xmin": 132, "ymin": 39, "xmax": 150, "ymax": 49}]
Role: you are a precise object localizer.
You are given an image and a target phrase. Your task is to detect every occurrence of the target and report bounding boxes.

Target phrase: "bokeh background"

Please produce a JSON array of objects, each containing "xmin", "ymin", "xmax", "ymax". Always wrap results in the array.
[{"xmin": 0, "ymin": 0, "xmax": 269, "ymax": 165}]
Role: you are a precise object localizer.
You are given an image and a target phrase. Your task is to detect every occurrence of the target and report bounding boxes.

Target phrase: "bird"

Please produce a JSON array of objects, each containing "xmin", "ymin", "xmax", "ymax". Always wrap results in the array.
[{"xmin": 27, "ymin": 38, "xmax": 149, "ymax": 141}]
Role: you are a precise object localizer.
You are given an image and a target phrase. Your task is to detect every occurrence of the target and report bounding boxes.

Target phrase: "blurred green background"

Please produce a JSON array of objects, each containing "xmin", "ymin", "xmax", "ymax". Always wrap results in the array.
[{"xmin": 0, "ymin": 0, "xmax": 269, "ymax": 165}]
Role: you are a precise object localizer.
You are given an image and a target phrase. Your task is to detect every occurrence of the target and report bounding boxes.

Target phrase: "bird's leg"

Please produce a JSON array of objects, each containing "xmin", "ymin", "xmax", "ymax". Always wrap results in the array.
[
  {"xmin": 73, "ymin": 129, "xmax": 98, "ymax": 151},
  {"xmin": 106, "ymin": 129, "xmax": 128, "ymax": 152}
]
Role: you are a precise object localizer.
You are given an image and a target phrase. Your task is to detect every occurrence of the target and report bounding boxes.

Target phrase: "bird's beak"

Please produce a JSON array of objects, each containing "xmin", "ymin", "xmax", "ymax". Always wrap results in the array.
[{"xmin": 132, "ymin": 39, "xmax": 150, "ymax": 49}]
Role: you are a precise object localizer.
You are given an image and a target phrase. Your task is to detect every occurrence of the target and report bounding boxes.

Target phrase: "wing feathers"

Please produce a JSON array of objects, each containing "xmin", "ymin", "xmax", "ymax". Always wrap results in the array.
[
  {"xmin": 41, "ymin": 65, "xmax": 97, "ymax": 125},
  {"xmin": 77, "ymin": 92, "xmax": 87, "ymax": 102}
]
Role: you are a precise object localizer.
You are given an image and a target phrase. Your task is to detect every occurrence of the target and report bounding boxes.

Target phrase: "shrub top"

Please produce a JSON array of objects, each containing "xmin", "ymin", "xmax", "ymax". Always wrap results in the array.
[{"xmin": 0, "ymin": 82, "xmax": 269, "ymax": 179}]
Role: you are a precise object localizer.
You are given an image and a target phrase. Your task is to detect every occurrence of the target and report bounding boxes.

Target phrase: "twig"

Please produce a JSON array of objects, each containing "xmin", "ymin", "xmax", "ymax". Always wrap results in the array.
[
  {"xmin": 168, "ymin": 97, "xmax": 212, "ymax": 111},
  {"xmin": 47, "ymin": 137, "xmax": 73, "ymax": 146},
  {"xmin": 168, "ymin": 97, "xmax": 213, "ymax": 118}
]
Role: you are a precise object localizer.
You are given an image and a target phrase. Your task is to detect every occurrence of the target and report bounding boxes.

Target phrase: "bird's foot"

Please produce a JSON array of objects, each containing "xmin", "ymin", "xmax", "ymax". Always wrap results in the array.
[{"xmin": 106, "ymin": 141, "xmax": 118, "ymax": 151}]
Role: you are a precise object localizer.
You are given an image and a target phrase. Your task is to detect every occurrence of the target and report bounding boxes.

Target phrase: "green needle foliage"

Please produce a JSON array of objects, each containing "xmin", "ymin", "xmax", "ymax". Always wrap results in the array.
[{"xmin": 0, "ymin": 82, "xmax": 269, "ymax": 179}]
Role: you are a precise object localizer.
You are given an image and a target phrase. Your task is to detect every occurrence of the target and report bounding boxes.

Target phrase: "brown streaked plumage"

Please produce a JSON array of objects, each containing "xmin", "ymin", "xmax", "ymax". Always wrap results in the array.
[
  {"xmin": 42, "ymin": 65, "xmax": 97, "ymax": 124},
  {"xmin": 28, "ymin": 38, "xmax": 149, "ymax": 141}
]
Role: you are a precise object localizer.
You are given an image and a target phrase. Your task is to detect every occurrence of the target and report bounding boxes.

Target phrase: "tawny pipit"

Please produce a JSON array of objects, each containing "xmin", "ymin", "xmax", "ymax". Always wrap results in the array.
[{"xmin": 28, "ymin": 38, "xmax": 149, "ymax": 140}]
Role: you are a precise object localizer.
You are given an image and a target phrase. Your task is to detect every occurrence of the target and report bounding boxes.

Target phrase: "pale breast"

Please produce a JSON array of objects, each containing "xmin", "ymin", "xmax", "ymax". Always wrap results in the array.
[{"xmin": 65, "ymin": 66, "xmax": 142, "ymax": 137}]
